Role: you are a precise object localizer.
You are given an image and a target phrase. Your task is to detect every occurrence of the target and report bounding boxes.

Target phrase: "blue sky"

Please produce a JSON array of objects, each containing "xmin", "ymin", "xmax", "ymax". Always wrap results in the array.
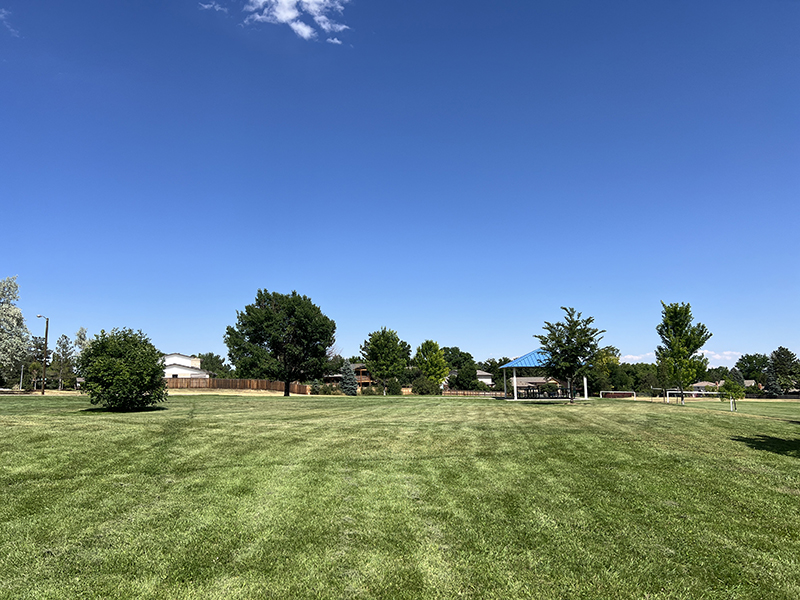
[{"xmin": 2, "ymin": 0, "xmax": 798, "ymax": 367}]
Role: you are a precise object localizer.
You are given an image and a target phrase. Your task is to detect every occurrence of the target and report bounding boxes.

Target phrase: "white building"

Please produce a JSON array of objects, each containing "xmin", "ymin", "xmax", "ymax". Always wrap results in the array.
[
  {"xmin": 162, "ymin": 353, "xmax": 210, "ymax": 379},
  {"xmin": 476, "ymin": 370, "xmax": 494, "ymax": 387}
]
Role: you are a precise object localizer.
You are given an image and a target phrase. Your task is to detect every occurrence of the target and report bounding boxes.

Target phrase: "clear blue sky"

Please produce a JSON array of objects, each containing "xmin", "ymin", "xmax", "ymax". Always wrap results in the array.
[{"xmin": 3, "ymin": 0, "xmax": 798, "ymax": 367}]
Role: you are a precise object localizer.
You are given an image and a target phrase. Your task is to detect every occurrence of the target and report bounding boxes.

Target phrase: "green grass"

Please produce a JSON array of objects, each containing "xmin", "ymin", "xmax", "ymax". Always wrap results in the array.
[{"xmin": 1, "ymin": 394, "xmax": 799, "ymax": 599}]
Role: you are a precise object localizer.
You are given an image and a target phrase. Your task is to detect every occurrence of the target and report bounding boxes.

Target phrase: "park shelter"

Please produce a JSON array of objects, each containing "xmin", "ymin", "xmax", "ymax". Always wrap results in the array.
[{"xmin": 500, "ymin": 349, "xmax": 589, "ymax": 401}]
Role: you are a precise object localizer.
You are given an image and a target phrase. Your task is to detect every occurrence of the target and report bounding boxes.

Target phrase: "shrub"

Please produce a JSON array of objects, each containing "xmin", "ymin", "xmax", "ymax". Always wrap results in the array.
[
  {"xmin": 360, "ymin": 385, "xmax": 382, "ymax": 396},
  {"xmin": 310, "ymin": 380, "xmax": 340, "ymax": 395},
  {"xmin": 411, "ymin": 376, "xmax": 441, "ymax": 396},
  {"xmin": 77, "ymin": 328, "xmax": 167, "ymax": 411},
  {"xmin": 385, "ymin": 378, "xmax": 403, "ymax": 396}
]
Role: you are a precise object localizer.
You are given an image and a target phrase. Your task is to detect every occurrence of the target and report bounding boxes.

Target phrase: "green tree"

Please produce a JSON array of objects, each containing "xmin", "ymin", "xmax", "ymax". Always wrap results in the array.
[
  {"xmin": 340, "ymin": 360, "xmax": 359, "ymax": 396},
  {"xmin": 719, "ymin": 379, "xmax": 745, "ymax": 400},
  {"xmin": 77, "ymin": 328, "xmax": 167, "ymax": 410},
  {"xmin": 442, "ymin": 346, "xmax": 480, "ymax": 390},
  {"xmin": 534, "ymin": 307, "xmax": 605, "ymax": 403},
  {"xmin": 360, "ymin": 327, "xmax": 410, "ymax": 395},
  {"xmin": 477, "ymin": 357, "xmax": 513, "ymax": 390},
  {"xmin": 655, "ymin": 301, "xmax": 712, "ymax": 405},
  {"xmin": 0, "ymin": 275, "xmax": 31, "ymax": 386},
  {"xmin": 767, "ymin": 346, "xmax": 800, "ymax": 395},
  {"xmin": 52, "ymin": 334, "xmax": 75, "ymax": 390},
  {"xmin": 196, "ymin": 352, "xmax": 234, "ymax": 378},
  {"xmin": 224, "ymin": 290, "xmax": 336, "ymax": 396},
  {"xmin": 705, "ymin": 366, "xmax": 729, "ymax": 384},
  {"xmin": 735, "ymin": 353, "xmax": 769, "ymax": 385},
  {"xmin": 728, "ymin": 367, "xmax": 745, "ymax": 387},
  {"xmin": 414, "ymin": 340, "xmax": 449, "ymax": 386}
]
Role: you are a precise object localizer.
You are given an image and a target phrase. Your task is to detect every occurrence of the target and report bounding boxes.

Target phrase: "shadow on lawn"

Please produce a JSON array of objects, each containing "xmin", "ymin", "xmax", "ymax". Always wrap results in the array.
[
  {"xmin": 732, "ymin": 435, "xmax": 800, "ymax": 458},
  {"xmin": 79, "ymin": 406, "xmax": 168, "ymax": 414}
]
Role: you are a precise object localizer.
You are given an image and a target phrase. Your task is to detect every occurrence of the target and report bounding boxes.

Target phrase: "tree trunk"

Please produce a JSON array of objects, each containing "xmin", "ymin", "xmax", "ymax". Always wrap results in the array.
[{"xmin": 284, "ymin": 379, "xmax": 291, "ymax": 396}]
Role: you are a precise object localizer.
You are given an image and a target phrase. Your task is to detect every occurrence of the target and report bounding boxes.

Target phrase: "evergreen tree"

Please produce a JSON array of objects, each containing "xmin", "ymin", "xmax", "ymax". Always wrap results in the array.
[
  {"xmin": 768, "ymin": 346, "xmax": 800, "ymax": 395},
  {"xmin": 340, "ymin": 359, "xmax": 359, "ymax": 396}
]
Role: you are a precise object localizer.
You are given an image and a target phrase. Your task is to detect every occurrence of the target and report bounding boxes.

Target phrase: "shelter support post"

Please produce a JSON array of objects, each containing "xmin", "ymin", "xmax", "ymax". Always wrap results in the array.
[{"xmin": 513, "ymin": 368, "xmax": 518, "ymax": 401}]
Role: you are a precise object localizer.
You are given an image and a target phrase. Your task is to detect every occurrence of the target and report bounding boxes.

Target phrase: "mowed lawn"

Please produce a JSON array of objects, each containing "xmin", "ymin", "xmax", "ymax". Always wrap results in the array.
[{"xmin": 1, "ymin": 395, "xmax": 799, "ymax": 599}]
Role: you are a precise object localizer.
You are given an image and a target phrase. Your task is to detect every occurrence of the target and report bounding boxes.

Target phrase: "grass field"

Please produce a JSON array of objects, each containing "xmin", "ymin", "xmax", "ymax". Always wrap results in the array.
[{"xmin": 1, "ymin": 394, "xmax": 798, "ymax": 599}]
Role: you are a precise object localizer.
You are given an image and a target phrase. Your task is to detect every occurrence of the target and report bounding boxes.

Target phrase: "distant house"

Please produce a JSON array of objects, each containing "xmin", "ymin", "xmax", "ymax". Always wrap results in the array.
[
  {"xmin": 324, "ymin": 363, "xmax": 375, "ymax": 389},
  {"xmin": 692, "ymin": 381, "xmax": 720, "ymax": 392},
  {"xmin": 476, "ymin": 370, "xmax": 494, "ymax": 387},
  {"xmin": 162, "ymin": 353, "xmax": 210, "ymax": 379}
]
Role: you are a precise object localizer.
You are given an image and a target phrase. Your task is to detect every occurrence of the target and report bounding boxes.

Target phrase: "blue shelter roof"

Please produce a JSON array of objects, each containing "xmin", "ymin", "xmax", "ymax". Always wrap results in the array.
[{"xmin": 500, "ymin": 349, "xmax": 549, "ymax": 369}]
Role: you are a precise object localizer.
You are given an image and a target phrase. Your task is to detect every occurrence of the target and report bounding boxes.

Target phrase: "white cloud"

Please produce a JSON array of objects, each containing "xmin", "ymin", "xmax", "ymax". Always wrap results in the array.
[
  {"xmin": 241, "ymin": 0, "xmax": 350, "ymax": 41},
  {"xmin": 700, "ymin": 350, "xmax": 742, "ymax": 365},
  {"xmin": 621, "ymin": 352, "xmax": 655, "ymax": 363},
  {"xmin": 288, "ymin": 19, "xmax": 315, "ymax": 39},
  {"xmin": 199, "ymin": 2, "xmax": 229, "ymax": 13},
  {"xmin": 0, "ymin": 8, "xmax": 20, "ymax": 37},
  {"xmin": 326, "ymin": 37, "xmax": 342, "ymax": 44}
]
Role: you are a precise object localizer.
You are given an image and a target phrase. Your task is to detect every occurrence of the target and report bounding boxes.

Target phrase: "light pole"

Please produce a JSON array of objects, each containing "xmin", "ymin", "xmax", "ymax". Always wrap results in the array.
[{"xmin": 37, "ymin": 315, "xmax": 49, "ymax": 395}]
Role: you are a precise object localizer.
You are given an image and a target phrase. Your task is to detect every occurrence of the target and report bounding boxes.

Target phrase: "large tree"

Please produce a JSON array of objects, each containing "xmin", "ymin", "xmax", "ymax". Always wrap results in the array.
[
  {"xmin": 534, "ymin": 307, "xmax": 605, "ymax": 402},
  {"xmin": 414, "ymin": 340, "xmax": 449, "ymax": 387},
  {"xmin": 655, "ymin": 301, "xmax": 712, "ymax": 405},
  {"xmin": 0, "ymin": 275, "xmax": 31, "ymax": 386},
  {"xmin": 735, "ymin": 353, "xmax": 769, "ymax": 386},
  {"xmin": 360, "ymin": 327, "xmax": 410, "ymax": 395},
  {"xmin": 77, "ymin": 328, "xmax": 167, "ymax": 410},
  {"xmin": 767, "ymin": 346, "xmax": 800, "ymax": 395},
  {"xmin": 224, "ymin": 290, "xmax": 336, "ymax": 396},
  {"xmin": 442, "ymin": 346, "xmax": 480, "ymax": 390}
]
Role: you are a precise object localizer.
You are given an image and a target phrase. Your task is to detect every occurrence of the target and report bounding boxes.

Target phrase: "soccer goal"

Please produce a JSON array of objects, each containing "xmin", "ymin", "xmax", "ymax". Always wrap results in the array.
[{"xmin": 666, "ymin": 389, "xmax": 719, "ymax": 405}]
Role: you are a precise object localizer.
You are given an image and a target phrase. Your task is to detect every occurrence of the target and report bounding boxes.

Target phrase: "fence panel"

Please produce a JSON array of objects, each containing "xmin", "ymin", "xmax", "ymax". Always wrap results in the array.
[{"xmin": 164, "ymin": 378, "xmax": 310, "ymax": 394}]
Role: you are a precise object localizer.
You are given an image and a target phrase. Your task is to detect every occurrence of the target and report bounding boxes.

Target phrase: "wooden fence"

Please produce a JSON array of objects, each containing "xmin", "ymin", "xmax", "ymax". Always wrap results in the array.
[{"xmin": 164, "ymin": 378, "xmax": 311, "ymax": 395}]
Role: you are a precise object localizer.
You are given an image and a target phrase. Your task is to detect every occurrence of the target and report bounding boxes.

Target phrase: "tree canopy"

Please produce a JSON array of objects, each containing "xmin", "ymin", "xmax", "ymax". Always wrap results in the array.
[
  {"xmin": 767, "ymin": 346, "xmax": 800, "ymax": 395},
  {"xmin": 196, "ymin": 352, "xmax": 234, "ymax": 378},
  {"xmin": 77, "ymin": 328, "xmax": 167, "ymax": 410},
  {"xmin": 534, "ymin": 307, "xmax": 605, "ymax": 402},
  {"xmin": 735, "ymin": 353, "xmax": 769, "ymax": 385},
  {"xmin": 224, "ymin": 290, "xmax": 336, "ymax": 396},
  {"xmin": 414, "ymin": 340, "xmax": 449, "ymax": 386},
  {"xmin": 360, "ymin": 328, "xmax": 410, "ymax": 394},
  {"xmin": 655, "ymin": 301, "xmax": 711, "ymax": 404},
  {"xmin": 442, "ymin": 346, "xmax": 480, "ymax": 390}
]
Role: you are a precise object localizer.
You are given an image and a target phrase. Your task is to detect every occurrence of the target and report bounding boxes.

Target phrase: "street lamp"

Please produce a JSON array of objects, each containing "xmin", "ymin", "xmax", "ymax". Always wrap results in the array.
[{"xmin": 37, "ymin": 315, "xmax": 49, "ymax": 395}]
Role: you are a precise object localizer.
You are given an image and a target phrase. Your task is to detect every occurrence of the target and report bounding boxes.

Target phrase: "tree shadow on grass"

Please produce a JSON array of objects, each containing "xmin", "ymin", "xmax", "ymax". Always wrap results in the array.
[
  {"xmin": 731, "ymin": 435, "xmax": 800, "ymax": 458},
  {"xmin": 79, "ymin": 405, "xmax": 168, "ymax": 414}
]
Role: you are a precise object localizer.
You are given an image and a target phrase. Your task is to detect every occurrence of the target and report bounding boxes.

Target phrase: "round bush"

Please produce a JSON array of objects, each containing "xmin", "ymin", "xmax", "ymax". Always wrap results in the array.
[{"xmin": 77, "ymin": 328, "xmax": 167, "ymax": 411}]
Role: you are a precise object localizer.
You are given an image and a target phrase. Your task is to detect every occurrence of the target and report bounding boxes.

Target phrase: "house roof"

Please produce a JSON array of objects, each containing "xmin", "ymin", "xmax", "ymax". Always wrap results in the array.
[
  {"xmin": 500, "ymin": 349, "xmax": 548, "ymax": 369},
  {"xmin": 163, "ymin": 364, "xmax": 209, "ymax": 375},
  {"xmin": 162, "ymin": 353, "xmax": 195, "ymax": 360}
]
